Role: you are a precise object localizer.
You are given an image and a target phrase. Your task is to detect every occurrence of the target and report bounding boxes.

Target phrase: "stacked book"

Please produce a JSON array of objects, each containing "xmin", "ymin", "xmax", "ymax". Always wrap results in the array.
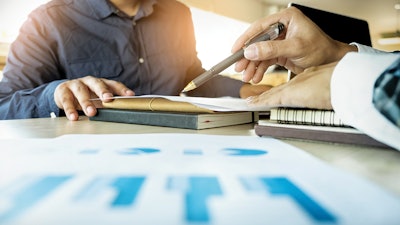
[
  {"xmin": 89, "ymin": 95, "xmax": 264, "ymax": 130},
  {"xmin": 255, "ymin": 107, "xmax": 390, "ymax": 148}
]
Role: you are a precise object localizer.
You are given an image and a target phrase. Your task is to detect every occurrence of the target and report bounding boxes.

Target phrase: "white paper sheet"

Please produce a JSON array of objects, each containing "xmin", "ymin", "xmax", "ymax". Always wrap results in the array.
[{"xmin": 0, "ymin": 134, "xmax": 399, "ymax": 225}]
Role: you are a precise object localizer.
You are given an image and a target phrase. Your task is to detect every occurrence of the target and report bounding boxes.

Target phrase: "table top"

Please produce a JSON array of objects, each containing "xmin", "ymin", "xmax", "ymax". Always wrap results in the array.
[{"xmin": 1, "ymin": 116, "xmax": 400, "ymax": 197}]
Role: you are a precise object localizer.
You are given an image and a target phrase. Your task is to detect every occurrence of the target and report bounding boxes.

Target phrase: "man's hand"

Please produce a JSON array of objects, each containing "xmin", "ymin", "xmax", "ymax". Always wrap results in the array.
[
  {"xmin": 54, "ymin": 76, "xmax": 135, "ymax": 121},
  {"xmin": 247, "ymin": 62, "xmax": 338, "ymax": 109},
  {"xmin": 232, "ymin": 7, "xmax": 356, "ymax": 84}
]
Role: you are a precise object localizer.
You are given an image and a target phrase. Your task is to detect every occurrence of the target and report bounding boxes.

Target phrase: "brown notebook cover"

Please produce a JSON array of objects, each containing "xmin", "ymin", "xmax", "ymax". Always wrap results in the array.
[
  {"xmin": 102, "ymin": 97, "xmax": 214, "ymax": 113},
  {"xmin": 96, "ymin": 95, "xmax": 269, "ymax": 113}
]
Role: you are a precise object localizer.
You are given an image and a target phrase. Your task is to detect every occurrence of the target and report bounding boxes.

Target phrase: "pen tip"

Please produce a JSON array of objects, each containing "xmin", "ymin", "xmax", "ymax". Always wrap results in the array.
[{"xmin": 182, "ymin": 82, "xmax": 196, "ymax": 93}]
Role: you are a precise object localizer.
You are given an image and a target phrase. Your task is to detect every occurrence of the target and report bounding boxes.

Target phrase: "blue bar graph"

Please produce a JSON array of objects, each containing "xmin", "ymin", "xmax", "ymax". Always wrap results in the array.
[
  {"xmin": 183, "ymin": 149, "xmax": 203, "ymax": 155},
  {"xmin": 111, "ymin": 177, "xmax": 146, "ymax": 206},
  {"xmin": 0, "ymin": 175, "xmax": 72, "ymax": 223},
  {"xmin": 75, "ymin": 176, "xmax": 146, "ymax": 207},
  {"xmin": 117, "ymin": 147, "xmax": 160, "ymax": 155},
  {"xmin": 241, "ymin": 177, "xmax": 337, "ymax": 222},
  {"xmin": 222, "ymin": 148, "xmax": 268, "ymax": 156},
  {"xmin": 167, "ymin": 176, "xmax": 223, "ymax": 223}
]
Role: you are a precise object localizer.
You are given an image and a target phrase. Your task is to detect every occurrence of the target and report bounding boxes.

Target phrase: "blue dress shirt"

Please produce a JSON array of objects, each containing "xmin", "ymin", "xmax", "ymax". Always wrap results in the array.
[{"xmin": 0, "ymin": 0, "xmax": 244, "ymax": 119}]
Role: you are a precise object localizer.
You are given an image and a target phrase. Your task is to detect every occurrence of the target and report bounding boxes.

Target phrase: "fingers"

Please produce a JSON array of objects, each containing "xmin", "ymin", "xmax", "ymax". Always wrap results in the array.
[
  {"xmin": 240, "ymin": 60, "xmax": 276, "ymax": 84},
  {"xmin": 239, "ymin": 83, "xmax": 272, "ymax": 98},
  {"xmin": 238, "ymin": 38, "xmax": 300, "ymax": 83},
  {"xmin": 54, "ymin": 76, "xmax": 135, "ymax": 120},
  {"xmin": 234, "ymin": 58, "xmax": 250, "ymax": 73},
  {"xmin": 54, "ymin": 80, "xmax": 92, "ymax": 121},
  {"xmin": 248, "ymin": 83, "xmax": 287, "ymax": 106},
  {"xmin": 55, "ymin": 88, "xmax": 79, "ymax": 121},
  {"xmin": 244, "ymin": 38, "xmax": 300, "ymax": 61},
  {"xmin": 102, "ymin": 79, "xmax": 135, "ymax": 102},
  {"xmin": 81, "ymin": 76, "xmax": 114, "ymax": 100},
  {"xmin": 232, "ymin": 10, "xmax": 289, "ymax": 53},
  {"xmin": 242, "ymin": 61, "xmax": 259, "ymax": 82},
  {"xmin": 239, "ymin": 37, "xmax": 312, "ymax": 80},
  {"xmin": 233, "ymin": 6, "xmax": 329, "ymax": 82},
  {"xmin": 252, "ymin": 61, "xmax": 271, "ymax": 83}
]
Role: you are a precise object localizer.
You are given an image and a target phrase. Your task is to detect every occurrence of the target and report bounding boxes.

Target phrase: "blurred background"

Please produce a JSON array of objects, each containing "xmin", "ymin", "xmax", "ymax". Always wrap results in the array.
[{"xmin": 1, "ymin": 0, "xmax": 399, "ymax": 81}]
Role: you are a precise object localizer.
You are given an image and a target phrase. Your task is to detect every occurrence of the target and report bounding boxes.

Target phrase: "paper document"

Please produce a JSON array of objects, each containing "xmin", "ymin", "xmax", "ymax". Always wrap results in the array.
[{"xmin": 0, "ymin": 134, "xmax": 399, "ymax": 225}]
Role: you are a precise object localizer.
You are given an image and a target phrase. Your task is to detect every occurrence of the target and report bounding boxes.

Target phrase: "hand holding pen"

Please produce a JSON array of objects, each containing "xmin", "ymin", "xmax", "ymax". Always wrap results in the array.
[
  {"xmin": 233, "ymin": 7, "xmax": 357, "ymax": 83},
  {"xmin": 182, "ymin": 22, "xmax": 285, "ymax": 93}
]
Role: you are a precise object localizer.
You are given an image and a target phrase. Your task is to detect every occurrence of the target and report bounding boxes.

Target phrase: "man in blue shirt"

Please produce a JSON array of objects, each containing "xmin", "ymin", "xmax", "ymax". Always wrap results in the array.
[{"xmin": 0, "ymin": 0, "xmax": 265, "ymax": 120}]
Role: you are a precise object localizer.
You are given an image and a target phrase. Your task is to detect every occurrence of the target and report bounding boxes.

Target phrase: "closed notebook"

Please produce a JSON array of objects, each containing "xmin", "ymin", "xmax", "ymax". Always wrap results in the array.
[
  {"xmin": 255, "ymin": 120, "xmax": 390, "ymax": 149},
  {"xmin": 90, "ymin": 109, "xmax": 256, "ymax": 130},
  {"xmin": 89, "ymin": 95, "xmax": 263, "ymax": 129}
]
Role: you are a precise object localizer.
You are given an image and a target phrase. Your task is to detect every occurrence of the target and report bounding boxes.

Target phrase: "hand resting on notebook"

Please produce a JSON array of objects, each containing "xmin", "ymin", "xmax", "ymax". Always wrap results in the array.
[{"xmin": 247, "ymin": 62, "xmax": 336, "ymax": 109}]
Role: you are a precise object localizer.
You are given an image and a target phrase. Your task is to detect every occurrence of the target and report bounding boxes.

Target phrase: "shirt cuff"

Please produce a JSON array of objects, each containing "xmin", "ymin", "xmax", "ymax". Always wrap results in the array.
[
  {"xmin": 331, "ymin": 52, "xmax": 400, "ymax": 149},
  {"xmin": 349, "ymin": 42, "xmax": 388, "ymax": 54},
  {"xmin": 39, "ymin": 79, "xmax": 66, "ymax": 118}
]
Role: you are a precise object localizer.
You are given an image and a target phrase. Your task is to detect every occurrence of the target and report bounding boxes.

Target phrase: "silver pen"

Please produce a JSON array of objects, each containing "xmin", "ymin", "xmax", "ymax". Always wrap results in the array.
[{"xmin": 182, "ymin": 22, "xmax": 285, "ymax": 93}]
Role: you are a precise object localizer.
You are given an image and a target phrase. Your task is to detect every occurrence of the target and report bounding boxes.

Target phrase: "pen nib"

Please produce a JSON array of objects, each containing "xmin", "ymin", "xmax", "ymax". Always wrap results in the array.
[{"xmin": 182, "ymin": 81, "xmax": 196, "ymax": 93}]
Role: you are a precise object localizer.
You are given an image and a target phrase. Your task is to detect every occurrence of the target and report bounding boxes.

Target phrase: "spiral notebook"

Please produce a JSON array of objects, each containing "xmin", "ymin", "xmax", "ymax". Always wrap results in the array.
[{"xmin": 269, "ymin": 107, "xmax": 347, "ymax": 127}]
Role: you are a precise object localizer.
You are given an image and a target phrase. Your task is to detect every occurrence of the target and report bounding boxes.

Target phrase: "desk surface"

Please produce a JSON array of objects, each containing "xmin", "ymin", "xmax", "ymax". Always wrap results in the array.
[{"xmin": 1, "ymin": 116, "xmax": 400, "ymax": 197}]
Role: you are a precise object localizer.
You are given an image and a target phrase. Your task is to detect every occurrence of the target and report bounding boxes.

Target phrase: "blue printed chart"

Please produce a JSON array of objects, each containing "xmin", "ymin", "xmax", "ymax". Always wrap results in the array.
[{"xmin": 0, "ymin": 134, "xmax": 399, "ymax": 225}]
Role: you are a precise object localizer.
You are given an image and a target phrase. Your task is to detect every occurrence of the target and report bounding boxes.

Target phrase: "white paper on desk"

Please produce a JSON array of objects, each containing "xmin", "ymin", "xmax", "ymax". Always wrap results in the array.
[
  {"xmin": 93, "ymin": 95, "xmax": 276, "ymax": 111},
  {"xmin": 0, "ymin": 134, "xmax": 399, "ymax": 225}
]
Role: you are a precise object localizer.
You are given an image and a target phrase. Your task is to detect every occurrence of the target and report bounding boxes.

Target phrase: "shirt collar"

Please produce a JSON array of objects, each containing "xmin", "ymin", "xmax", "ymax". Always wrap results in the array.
[
  {"xmin": 85, "ymin": 0, "xmax": 158, "ymax": 20},
  {"xmin": 136, "ymin": 0, "xmax": 157, "ymax": 20},
  {"xmin": 83, "ymin": 0, "xmax": 114, "ymax": 19}
]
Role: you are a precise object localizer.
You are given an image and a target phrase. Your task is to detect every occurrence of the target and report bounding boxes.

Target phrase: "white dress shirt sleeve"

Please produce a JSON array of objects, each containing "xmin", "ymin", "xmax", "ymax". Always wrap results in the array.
[{"xmin": 331, "ymin": 52, "xmax": 400, "ymax": 150}]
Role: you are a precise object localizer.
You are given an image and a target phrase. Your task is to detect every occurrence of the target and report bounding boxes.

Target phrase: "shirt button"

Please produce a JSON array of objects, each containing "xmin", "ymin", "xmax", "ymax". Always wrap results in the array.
[{"xmin": 139, "ymin": 58, "xmax": 144, "ymax": 63}]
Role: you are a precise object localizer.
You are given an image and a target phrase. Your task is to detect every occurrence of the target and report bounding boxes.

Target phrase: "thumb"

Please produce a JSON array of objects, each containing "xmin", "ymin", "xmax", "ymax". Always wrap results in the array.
[{"xmin": 244, "ymin": 39, "xmax": 294, "ymax": 61}]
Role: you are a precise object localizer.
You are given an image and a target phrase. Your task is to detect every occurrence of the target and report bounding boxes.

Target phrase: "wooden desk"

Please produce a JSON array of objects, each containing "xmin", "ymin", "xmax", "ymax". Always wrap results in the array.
[{"xmin": 1, "ymin": 116, "xmax": 400, "ymax": 197}]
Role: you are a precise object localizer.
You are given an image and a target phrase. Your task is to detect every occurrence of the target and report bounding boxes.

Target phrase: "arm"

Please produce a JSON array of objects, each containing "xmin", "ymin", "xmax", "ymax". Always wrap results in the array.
[
  {"xmin": 0, "ymin": 10, "xmax": 64, "ymax": 119},
  {"xmin": 331, "ymin": 52, "xmax": 400, "ymax": 150}
]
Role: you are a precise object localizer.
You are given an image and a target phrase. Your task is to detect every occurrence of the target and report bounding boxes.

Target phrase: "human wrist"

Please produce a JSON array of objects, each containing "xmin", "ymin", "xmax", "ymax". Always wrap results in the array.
[{"xmin": 333, "ymin": 41, "xmax": 358, "ymax": 62}]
